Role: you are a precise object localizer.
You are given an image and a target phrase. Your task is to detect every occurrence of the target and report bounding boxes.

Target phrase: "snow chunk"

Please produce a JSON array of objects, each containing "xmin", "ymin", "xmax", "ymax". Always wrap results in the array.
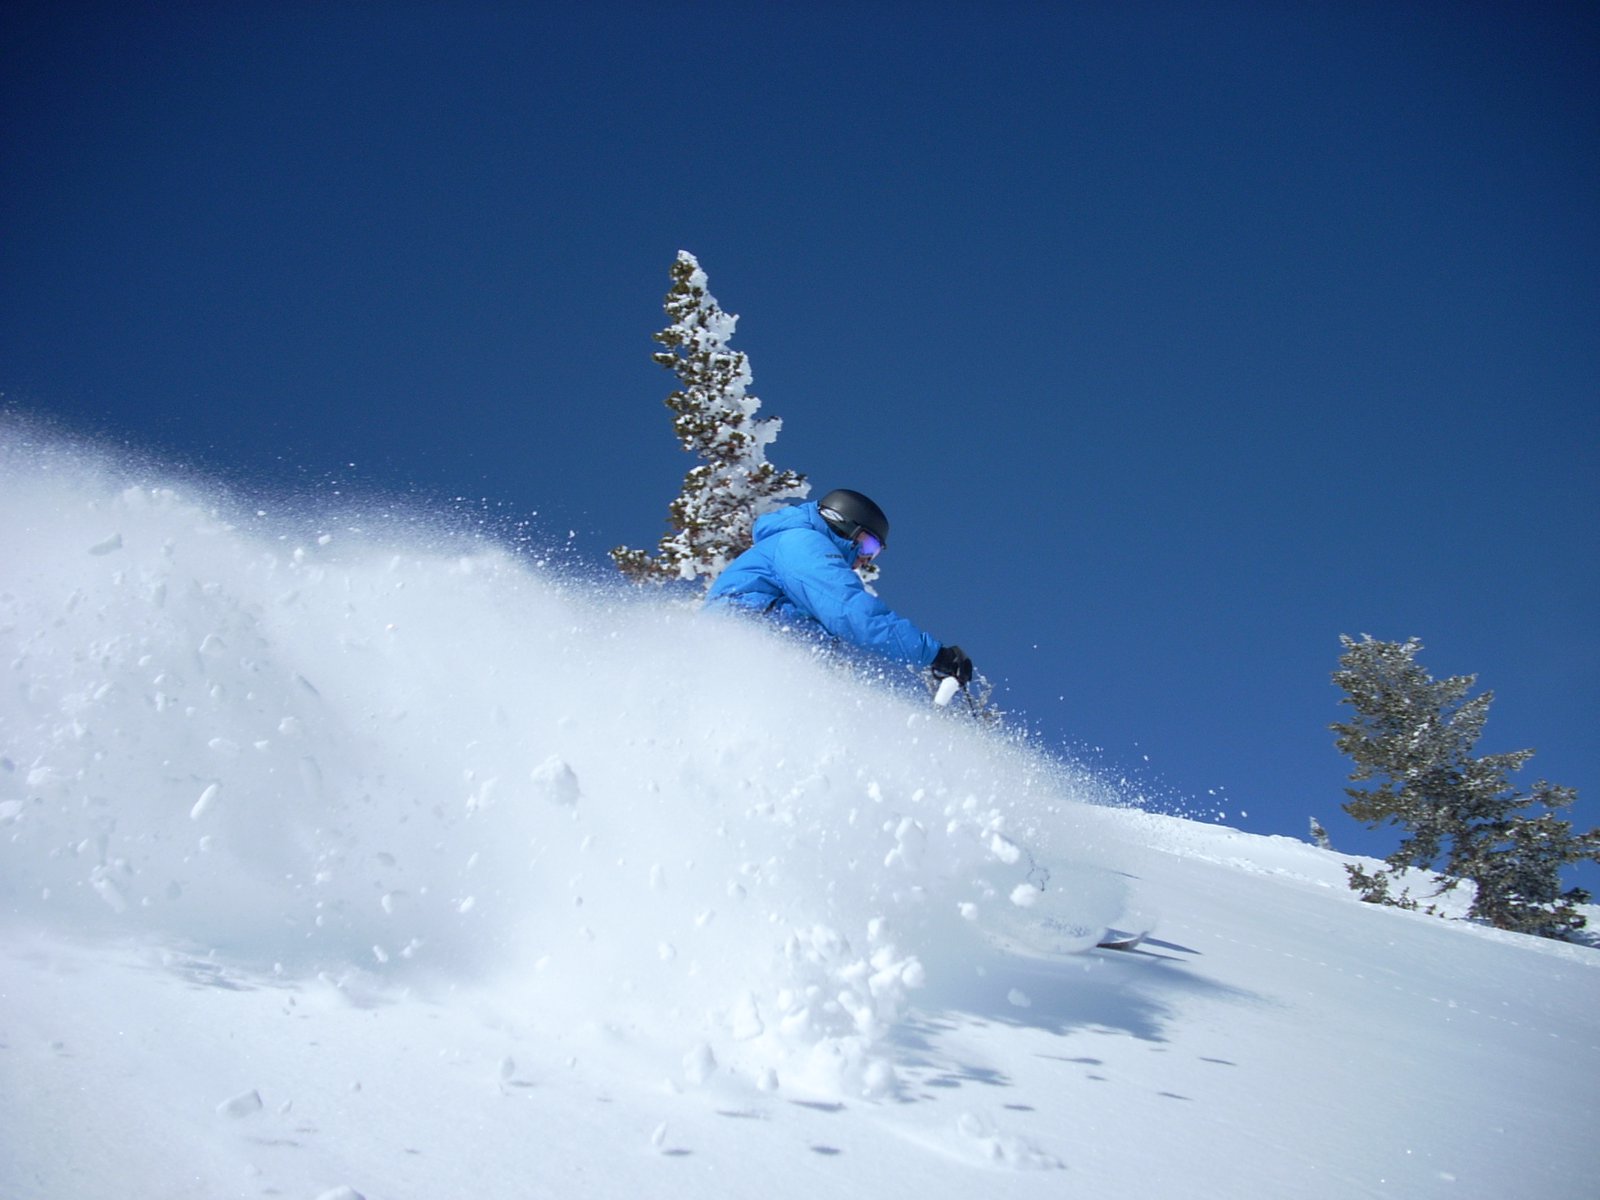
[
  {"xmin": 682, "ymin": 1042, "xmax": 717, "ymax": 1085},
  {"xmin": 530, "ymin": 756, "xmax": 581, "ymax": 805},
  {"xmin": 190, "ymin": 783, "xmax": 220, "ymax": 821},
  {"xmin": 989, "ymin": 832, "xmax": 1022, "ymax": 864},
  {"xmin": 861, "ymin": 1058, "xmax": 895, "ymax": 1097},
  {"xmin": 884, "ymin": 817, "xmax": 926, "ymax": 870},
  {"xmin": 90, "ymin": 868, "xmax": 128, "ymax": 913},
  {"xmin": 215, "ymin": 1089, "xmax": 263, "ymax": 1118},
  {"xmin": 1009, "ymin": 883, "xmax": 1040, "ymax": 908},
  {"xmin": 728, "ymin": 991, "xmax": 764, "ymax": 1041}
]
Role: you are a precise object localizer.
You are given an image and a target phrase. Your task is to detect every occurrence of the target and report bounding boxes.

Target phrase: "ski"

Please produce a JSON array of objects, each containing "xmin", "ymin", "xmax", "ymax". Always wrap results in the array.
[{"xmin": 1095, "ymin": 929, "xmax": 1148, "ymax": 952}]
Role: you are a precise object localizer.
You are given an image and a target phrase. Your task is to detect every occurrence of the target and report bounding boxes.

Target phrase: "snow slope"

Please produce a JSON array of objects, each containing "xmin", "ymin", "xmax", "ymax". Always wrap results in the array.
[{"xmin": 3, "ymin": 429, "xmax": 1596, "ymax": 1200}]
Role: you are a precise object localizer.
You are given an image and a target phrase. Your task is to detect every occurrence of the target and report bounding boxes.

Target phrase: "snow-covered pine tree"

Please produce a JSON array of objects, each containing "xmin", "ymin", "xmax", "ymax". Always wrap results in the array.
[
  {"xmin": 1330, "ymin": 634, "xmax": 1599, "ymax": 938},
  {"xmin": 611, "ymin": 251, "xmax": 808, "ymax": 586},
  {"xmin": 1309, "ymin": 816, "xmax": 1332, "ymax": 850}
]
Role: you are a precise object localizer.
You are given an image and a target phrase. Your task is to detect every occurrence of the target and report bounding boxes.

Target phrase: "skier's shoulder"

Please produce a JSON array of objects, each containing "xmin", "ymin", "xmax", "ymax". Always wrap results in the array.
[
  {"xmin": 752, "ymin": 500, "xmax": 823, "ymax": 542},
  {"xmin": 758, "ymin": 504, "xmax": 842, "ymax": 562}
]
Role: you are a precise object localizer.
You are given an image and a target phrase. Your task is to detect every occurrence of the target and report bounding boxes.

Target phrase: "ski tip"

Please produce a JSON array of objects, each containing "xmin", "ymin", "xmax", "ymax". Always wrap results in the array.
[{"xmin": 1095, "ymin": 929, "xmax": 1149, "ymax": 951}]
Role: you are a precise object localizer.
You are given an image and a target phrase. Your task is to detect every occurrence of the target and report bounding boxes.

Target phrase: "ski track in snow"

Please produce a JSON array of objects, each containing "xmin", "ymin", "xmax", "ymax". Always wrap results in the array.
[{"xmin": 2, "ymin": 427, "xmax": 1597, "ymax": 1200}]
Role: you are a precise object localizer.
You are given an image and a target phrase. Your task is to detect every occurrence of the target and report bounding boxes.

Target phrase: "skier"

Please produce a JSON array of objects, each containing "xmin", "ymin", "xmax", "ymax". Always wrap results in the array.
[{"xmin": 705, "ymin": 488, "xmax": 975, "ymax": 687}]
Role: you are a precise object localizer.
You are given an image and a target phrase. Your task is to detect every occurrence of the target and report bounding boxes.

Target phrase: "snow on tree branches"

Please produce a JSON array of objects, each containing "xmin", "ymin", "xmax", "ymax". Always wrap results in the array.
[
  {"xmin": 1330, "ymin": 634, "xmax": 1598, "ymax": 939},
  {"xmin": 611, "ymin": 251, "xmax": 807, "ymax": 586}
]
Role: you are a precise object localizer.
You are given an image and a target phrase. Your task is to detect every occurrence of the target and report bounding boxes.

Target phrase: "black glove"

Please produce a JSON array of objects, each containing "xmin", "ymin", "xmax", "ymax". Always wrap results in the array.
[{"xmin": 931, "ymin": 644, "xmax": 974, "ymax": 686}]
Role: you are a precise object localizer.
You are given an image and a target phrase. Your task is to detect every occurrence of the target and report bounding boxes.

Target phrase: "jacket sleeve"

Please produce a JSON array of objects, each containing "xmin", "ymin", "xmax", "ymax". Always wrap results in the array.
[{"xmin": 771, "ymin": 531, "xmax": 940, "ymax": 667}]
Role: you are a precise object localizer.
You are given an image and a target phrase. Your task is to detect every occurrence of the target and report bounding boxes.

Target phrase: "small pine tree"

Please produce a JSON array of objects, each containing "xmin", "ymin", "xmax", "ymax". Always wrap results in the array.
[
  {"xmin": 1330, "ymin": 634, "xmax": 1599, "ymax": 938},
  {"xmin": 611, "ymin": 251, "xmax": 808, "ymax": 586},
  {"xmin": 1309, "ymin": 816, "xmax": 1332, "ymax": 850}
]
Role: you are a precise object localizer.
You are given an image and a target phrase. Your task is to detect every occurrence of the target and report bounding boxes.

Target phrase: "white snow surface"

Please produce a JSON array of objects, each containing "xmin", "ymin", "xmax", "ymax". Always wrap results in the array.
[{"xmin": 2, "ymin": 435, "xmax": 1597, "ymax": 1200}]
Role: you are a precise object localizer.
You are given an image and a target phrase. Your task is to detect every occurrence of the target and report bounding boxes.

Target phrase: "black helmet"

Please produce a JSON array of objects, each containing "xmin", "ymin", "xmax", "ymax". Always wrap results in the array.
[{"xmin": 818, "ymin": 489, "xmax": 889, "ymax": 544}]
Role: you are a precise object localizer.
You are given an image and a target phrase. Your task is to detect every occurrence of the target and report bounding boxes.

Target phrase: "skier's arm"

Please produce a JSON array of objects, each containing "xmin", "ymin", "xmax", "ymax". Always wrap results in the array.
[{"xmin": 774, "ymin": 534, "xmax": 940, "ymax": 667}]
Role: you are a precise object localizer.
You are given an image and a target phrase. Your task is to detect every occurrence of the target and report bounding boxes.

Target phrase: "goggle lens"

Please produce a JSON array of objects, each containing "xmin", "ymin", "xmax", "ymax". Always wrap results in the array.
[{"xmin": 856, "ymin": 531, "xmax": 884, "ymax": 560}]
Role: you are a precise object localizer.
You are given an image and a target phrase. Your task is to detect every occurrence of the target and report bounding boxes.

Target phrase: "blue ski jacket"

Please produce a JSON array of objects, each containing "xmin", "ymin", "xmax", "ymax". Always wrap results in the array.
[{"xmin": 705, "ymin": 501, "xmax": 941, "ymax": 668}]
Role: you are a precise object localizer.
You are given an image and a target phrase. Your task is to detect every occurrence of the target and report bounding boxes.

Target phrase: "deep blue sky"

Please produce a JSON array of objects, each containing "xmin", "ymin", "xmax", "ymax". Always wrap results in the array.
[{"xmin": 4, "ymin": 2, "xmax": 1596, "ymax": 882}]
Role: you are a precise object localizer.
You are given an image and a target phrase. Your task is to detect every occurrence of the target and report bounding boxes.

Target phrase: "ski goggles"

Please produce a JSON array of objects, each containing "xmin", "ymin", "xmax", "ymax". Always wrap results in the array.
[{"xmin": 855, "ymin": 530, "xmax": 884, "ymax": 561}]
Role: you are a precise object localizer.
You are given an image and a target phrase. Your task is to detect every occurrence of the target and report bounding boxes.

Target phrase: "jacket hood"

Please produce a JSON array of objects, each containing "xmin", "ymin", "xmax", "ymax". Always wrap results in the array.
[{"xmin": 751, "ymin": 501, "xmax": 854, "ymax": 555}]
